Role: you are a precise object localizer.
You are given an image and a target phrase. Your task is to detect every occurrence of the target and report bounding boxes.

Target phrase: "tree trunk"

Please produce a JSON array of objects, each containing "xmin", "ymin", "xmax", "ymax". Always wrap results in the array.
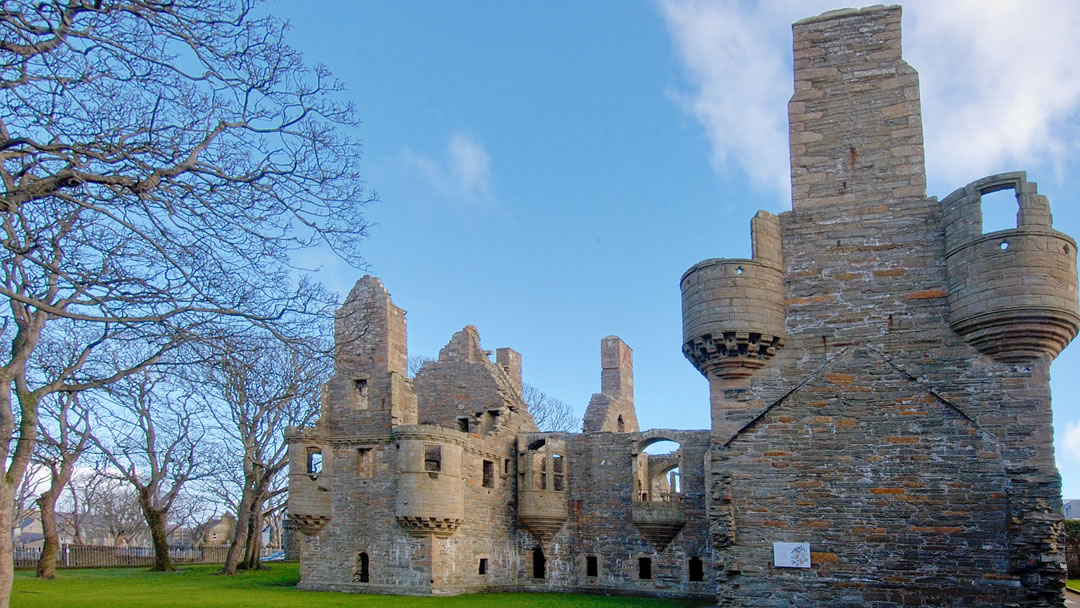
[
  {"xmin": 220, "ymin": 490, "xmax": 254, "ymax": 575},
  {"xmin": 0, "ymin": 481, "xmax": 15, "ymax": 608},
  {"xmin": 139, "ymin": 497, "xmax": 174, "ymax": 572},
  {"xmin": 35, "ymin": 489, "xmax": 60, "ymax": 578},
  {"xmin": 241, "ymin": 505, "xmax": 264, "ymax": 570}
]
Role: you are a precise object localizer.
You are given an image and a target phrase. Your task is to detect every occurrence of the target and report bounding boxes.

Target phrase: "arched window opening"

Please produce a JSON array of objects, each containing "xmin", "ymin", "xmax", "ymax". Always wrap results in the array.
[{"xmin": 353, "ymin": 552, "xmax": 369, "ymax": 583}]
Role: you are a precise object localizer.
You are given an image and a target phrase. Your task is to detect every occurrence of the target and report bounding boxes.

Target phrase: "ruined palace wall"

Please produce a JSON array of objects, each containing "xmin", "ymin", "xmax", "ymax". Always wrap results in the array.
[{"xmin": 697, "ymin": 6, "xmax": 1068, "ymax": 607}]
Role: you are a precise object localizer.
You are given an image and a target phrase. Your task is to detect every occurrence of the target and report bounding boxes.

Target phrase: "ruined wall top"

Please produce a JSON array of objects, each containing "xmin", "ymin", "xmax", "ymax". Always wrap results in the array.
[
  {"xmin": 788, "ymin": 4, "xmax": 927, "ymax": 211},
  {"xmin": 334, "ymin": 275, "xmax": 407, "ymax": 376},
  {"xmin": 583, "ymin": 336, "xmax": 639, "ymax": 433}
]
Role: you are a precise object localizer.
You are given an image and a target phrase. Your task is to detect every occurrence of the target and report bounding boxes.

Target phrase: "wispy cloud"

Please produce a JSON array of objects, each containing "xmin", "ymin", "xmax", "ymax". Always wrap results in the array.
[
  {"xmin": 657, "ymin": 0, "xmax": 1080, "ymax": 202},
  {"xmin": 404, "ymin": 133, "xmax": 493, "ymax": 204}
]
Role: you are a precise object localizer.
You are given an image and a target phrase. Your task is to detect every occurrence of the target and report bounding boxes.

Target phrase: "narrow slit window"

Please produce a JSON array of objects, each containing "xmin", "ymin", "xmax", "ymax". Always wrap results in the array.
[
  {"xmin": 504, "ymin": 458, "xmax": 510, "ymax": 475},
  {"xmin": 307, "ymin": 448, "xmax": 323, "ymax": 476},
  {"xmin": 689, "ymin": 556, "xmax": 704, "ymax": 582},
  {"xmin": 424, "ymin": 444, "xmax": 442, "ymax": 472},
  {"xmin": 586, "ymin": 555, "xmax": 598, "ymax": 577},
  {"xmin": 638, "ymin": 557, "xmax": 652, "ymax": 580},
  {"xmin": 482, "ymin": 460, "xmax": 494, "ymax": 488}
]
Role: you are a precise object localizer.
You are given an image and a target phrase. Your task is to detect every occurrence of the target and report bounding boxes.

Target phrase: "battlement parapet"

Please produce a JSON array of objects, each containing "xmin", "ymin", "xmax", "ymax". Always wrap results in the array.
[{"xmin": 943, "ymin": 172, "xmax": 1080, "ymax": 361}]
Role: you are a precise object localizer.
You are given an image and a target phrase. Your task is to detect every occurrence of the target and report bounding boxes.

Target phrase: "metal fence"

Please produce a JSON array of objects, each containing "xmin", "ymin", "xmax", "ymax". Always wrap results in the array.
[{"xmin": 13, "ymin": 544, "xmax": 236, "ymax": 568}]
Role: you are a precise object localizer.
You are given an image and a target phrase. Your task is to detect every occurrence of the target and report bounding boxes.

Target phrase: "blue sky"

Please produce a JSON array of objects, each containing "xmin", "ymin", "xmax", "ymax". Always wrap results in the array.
[{"xmin": 271, "ymin": 1, "xmax": 1080, "ymax": 499}]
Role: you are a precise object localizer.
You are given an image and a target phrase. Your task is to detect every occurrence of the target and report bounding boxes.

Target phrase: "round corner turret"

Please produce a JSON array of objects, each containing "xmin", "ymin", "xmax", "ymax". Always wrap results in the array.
[
  {"xmin": 943, "ymin": 173, "xmax": 1080, "ymax": 362},
  {"xmin": 680, "ymin": 257, "xmax": 787, "ymax": 379},
  {"xmin": 391, "ymin": 425, "xmax": 466, "ymax": 538}
]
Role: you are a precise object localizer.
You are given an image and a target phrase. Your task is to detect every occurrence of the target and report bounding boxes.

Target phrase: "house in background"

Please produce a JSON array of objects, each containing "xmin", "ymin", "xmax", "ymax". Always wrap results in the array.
[{"xmin": 1065, "ymin": 499, "xmax": 1080, "ymax": 520}]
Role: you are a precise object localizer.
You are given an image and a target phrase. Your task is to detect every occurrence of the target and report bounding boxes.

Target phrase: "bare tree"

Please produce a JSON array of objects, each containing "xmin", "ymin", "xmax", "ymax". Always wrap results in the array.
[
  {"xmin": 60, "ymin": 470, "xmax": 147, "ymax": 547},
  {"xmin": 33, "ymin": 390, "xmax": 91, "ymax": 578},
  {"xmin": 522, "ymin": 382, "xmax": 580, "ymax": 433},
  {"xmin": 195, "ymin": 335, "xmax": 327, "ymax": 574},
  {"xmin": 0, "ymin": 1, "xmax": 373, "ymax": 602},
  {"xmin": 408, "ymin": 354, "xmax": 434, "ymax": 379},
  {"xmin": 10, "ymin": 460, "xmax": 43, "ymax": 539},
  {"xmin": 91, "ymin": 370, "xmax": 215, "ymax": 571}
]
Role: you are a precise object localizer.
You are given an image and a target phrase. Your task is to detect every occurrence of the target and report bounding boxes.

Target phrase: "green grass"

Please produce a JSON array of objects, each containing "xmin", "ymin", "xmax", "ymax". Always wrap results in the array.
[
  {"xmin": 1068, "ymin": 579, "xmax": 1080, "ymax": 591},
  {"xmin": 12, "ymin": 563, "xmax": 711, "ymax": 607}
]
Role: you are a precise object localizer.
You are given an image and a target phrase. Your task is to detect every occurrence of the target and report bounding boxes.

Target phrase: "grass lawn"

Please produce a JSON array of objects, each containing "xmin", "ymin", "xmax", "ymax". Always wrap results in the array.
[
  {"xmin": 1069, "ymin": 579, "xmax": 1080, "ymax": 591},
  {"xmin": 12, "ymin": 563, "xmax": 712, "ymax": 607}
]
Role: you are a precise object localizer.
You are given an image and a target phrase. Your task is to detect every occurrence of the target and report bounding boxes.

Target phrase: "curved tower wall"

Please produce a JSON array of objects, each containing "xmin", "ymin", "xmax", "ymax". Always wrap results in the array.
[
  {"xmin": 392, "ymin": 425, "xmax": 465, "ymax": 538},
  {"xmin": 942, "ymin": 172, "xmax": 1080, "ymax": 361}
]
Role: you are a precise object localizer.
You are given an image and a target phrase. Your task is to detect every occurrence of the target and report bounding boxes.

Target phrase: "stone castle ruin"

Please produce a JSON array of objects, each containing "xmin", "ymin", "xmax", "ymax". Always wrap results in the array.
[{"xmin": 286, "ymin": 6, "xmax": 1077, "ymax": 606}]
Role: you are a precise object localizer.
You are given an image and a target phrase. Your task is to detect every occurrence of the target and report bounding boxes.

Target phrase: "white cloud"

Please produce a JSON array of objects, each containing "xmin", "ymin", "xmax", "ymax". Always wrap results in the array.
[
  {"xmin": 657, "ymin": 0, "xmax": 1080, "ymax": 203},
  {"xmin": 1064, "ymin": 420, "xmax": 1080, "ymax": 464},
  {"xmin": 404, "ymin": 133, "xmax": 493, "ymax": 203}
]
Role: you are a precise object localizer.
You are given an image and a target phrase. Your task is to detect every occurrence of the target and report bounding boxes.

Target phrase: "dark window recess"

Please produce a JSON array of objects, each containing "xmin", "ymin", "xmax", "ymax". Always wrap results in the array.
[
  {"xmin": 617, "ymin": 415, "xmax": 625, "ymax": 432},
  {"xmin": 478, "ymin": 558, "xmax": 488, "ymax": 575},
  {"xmin": 424, "ymin": 445, "xmax": 442, "ymax": 472},
  {"xmin": 504, "ymin": 459, "xmax": 510, "ymax": 475},
  {"xmin": 307, "ymin": 448, "xmax": 322, "ymax": 476},
  {"xmin": 354, "ymin": 552, "xmax": 369, "ymax": 583},
  {"xmin": 638, "ymin": 557, "xmax": 652, "ymax": 580},
  {"xmin": 586, "ymin": 555, "xmax": 598, "ymax": 577},
  {"xmin": 482, "ymin": 460, "xmax": 494, "ymax": 488},
  {"xmin": 689, "ymin": 556, "xmax": 704, "ymax": 582},
  {"xmin": 457, "ymin": 417, "xmax": 470, "ymax": 433},
  {"xmin": 552, "ymin": 454, "xmax": 564, "ymax": 474},
  {"xmin": 553, "ymin": 475, "xmax": 564, "ymax": 491},
  {"xmin": 532, "ymin": 547, "xmax": 546, "ymax": 579}
]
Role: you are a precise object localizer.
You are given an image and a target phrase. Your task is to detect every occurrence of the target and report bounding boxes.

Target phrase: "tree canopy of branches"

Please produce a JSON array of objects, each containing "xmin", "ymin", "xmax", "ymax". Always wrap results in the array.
[
  {"xmin": 0, "ymin": 1, "xmax": 372, "ymax": 603},
  {"xmin": 196, "ymin": 335, "xmax": 328, "ymax": 574},
  {"xmin": 522, "ymin": 382, "xmax": 580, "ymax": 433},
  {"xmin": 91, "ymin": 369, "xmax": 215, "ymax": 572}
]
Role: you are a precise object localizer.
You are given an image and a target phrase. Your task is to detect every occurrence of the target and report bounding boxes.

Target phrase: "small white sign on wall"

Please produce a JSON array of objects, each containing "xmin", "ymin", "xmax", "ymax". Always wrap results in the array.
[{"xmin": 773, "ymin": 542, "xmax": 812, "ymax": 568}]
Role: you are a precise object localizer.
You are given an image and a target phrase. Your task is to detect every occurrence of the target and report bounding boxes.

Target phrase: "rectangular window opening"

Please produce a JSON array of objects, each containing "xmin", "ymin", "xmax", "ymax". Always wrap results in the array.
[
  {"xmin": 553, "ymin": 474, "xmax": 564, "ymax": 491},
  {"xmin": 586, "ymin": 555, "xmax": 598, "ymax": 577},
  {"xmin": 532, "ymin": 547, "xmax": 546, "ymax": 579},
  {"xmin": 457, "ymin": 417, "xmax": 470, "ymax": 433},
  {"xmin": 357, "ymin": 448, "xmax": 372, "ymax": 478},
  {"xmin": 478, "ymin": 558, "xmax": 488, "ymax": 575},
  {"xmin": 504, "ymin": 458, "xmax": 510, "ymax": 475},
  {"xmin": 424, "ymin": 444, "xmax": 442, "ymax": 472},
  {"xmin": 306, "ymin": 448, "xmax": 322, "ymax": 476},
  {"xmin": 552, "ymin": 454, "xmax": 564, "ymax": 474},
  {"xmin": 689, "ymin": 556, "xmax": 704, "ymax": 582},
  {"xmin": 638, "ymin": 557, "xmax": 652, "ymax": 580},
  {"xmin": 354, "ymin": 379, "xmax": 368, "ymax": 409},
  {"xmin": 482, "ymin": 460, "xmax": 494, "ymax": 488}
]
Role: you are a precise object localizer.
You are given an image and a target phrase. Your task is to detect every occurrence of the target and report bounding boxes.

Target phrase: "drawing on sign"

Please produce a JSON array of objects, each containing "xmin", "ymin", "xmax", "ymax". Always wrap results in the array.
[{"xmin": 773, "ymin": 542, "xmax": 811, "ymax": 568}]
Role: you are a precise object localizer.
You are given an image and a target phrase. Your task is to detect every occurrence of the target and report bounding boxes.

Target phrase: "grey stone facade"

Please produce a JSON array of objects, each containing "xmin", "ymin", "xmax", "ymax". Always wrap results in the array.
[{"xmin": 286, "ymin": 5, "xmax": 1076, "ymax": 606}]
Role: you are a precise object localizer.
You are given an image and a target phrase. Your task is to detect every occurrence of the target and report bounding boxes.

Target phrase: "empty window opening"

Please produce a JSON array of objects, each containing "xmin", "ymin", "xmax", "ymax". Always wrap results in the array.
[
  {"xmin": 424, "ymin": 444, "xmax": 442, "ymax": 473},
  {"xmin": 534, "ymin": 452, "xmax": 547, "ymax": 490},
  {"xmin": 552, "ymin": 454, "xmax": 564, "ymax": 491},
  {"xmin": 617, "ymin": 415, "xmax": 625, "ymax": 432},
  {"xmin": 478, "ymin": 558, "xmax": 488, "ymax": 575},
  {"xmin": 504, "ymin": 458, "xmax": 510, "ymax": 475},
  {"xmin": 353, "ymin": 379, "xmax": 368, "ymax": 409},
  {"xmin": 638, "ymin": 557, "xmax": 652, "ymax": 580},
  {"xmin": 482, "ymin": 460, "xmax": 494, "ymax": 488},
  {"xmin": 980, "ymin": 187, "xmax": 1019, "ymax": 234},
  {"xmin": 586, "ymin": 555, "xmax": 598, "ymax": 577},
  {"xmin": 532, "ymin": 547, "xmax": 546, "ymax": 579},
  {"xmin": 457, "ymin": 417, "xmax": 470, "ymax": 433},
  {"xmin": 689, "ymin": 557, "xmax": 704, "ymax": 582},
  {"xmin": 354, "ymin": 552, "xmax": 370, "ymax": 583},
  {"xmin": 306, "ymin": 448, "xmax": 323, "ymax": 476},
  {"xmin": 357, "ymin": 448, "xmax": 373, "ymax": 478}
]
